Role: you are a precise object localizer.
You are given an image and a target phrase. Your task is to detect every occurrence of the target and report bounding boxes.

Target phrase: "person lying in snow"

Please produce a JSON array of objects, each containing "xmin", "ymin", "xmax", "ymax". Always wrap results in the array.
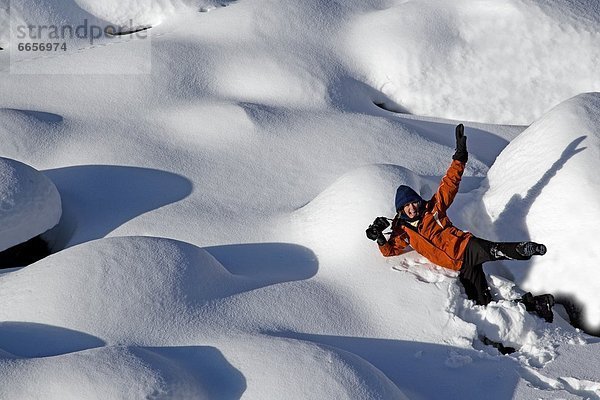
[{"xmin": 366, "ymin": 124, "xmax": 554, "ymax": 322}]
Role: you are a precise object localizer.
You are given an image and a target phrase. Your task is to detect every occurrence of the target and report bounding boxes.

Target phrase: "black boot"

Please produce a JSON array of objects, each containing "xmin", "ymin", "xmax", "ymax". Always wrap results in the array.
[
  {"xmin": 520, "ymin": 292, "xmax": 554, "ymax": 323},
  {"xmin": 516, "ymin": 242, "xmax": 547, "ymax": 257},
  {"xmin": 482, "ymin": 336, "xmax": 516, "ymax": 355}
]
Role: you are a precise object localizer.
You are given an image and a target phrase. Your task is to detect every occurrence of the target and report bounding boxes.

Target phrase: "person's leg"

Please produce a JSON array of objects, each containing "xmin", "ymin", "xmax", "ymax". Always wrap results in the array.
[
  {"xmin": 459, "ymin": 262, "xmax": 493, "ymax": 306},
  {"xmin": 459, "ymin": 237, "xmax": 547, "ymax": 306},
  {"xmin": 465, "ymin": 237, "xmax": 547, "ymax": 262},
  {"xmin": 462, "ymin": 237, "xmax": 553, "ymax": 318},
  {"xmin": 490, "ymin": 241, "xmax": 547, "ymax": 260},
  {"xmin": 460, "ymin": 238, "xmax": 495, "ymax": 305},
  {"xmin": 463, "ymin": 237, "xmax": 495, "ymax": 265}
]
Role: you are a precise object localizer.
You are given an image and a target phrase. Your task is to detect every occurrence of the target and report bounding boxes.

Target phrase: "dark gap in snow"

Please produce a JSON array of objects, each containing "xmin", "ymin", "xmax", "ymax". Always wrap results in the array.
[
  {"xmin": 105, "ymin": 25, "xmax": 152, "ymax": 37},
  {"xmin": 200, "ymin": 0, "xmax": 239, "ymax": 11},
  {"xmin": 481, "ymin": 336, "xmax": 516, "ymax": 355},
  {"xmin": 373, "ymin": 101, "xmax": 410, "ymax": 114},
  {"xmin": 0, "ymin": 235, "xmax": 51, "ymax": 269},
  {"xmin": 326, "ymin": 76, "xmax": 413, "ymax": 115}
]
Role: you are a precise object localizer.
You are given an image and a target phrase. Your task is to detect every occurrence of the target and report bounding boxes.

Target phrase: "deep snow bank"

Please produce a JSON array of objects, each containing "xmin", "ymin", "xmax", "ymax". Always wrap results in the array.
[
  {"xmin": 0, "ymin": 157, "xmax": 61, "ymax": 253},
  {"xmin": 0, "ymin": 236, "xmax": 246, "ymax": 342},
  {"xmin": 73, "ymin": 0, "xmax": 229, "ymax": 27},
  {"xmin": 6, "ymin": 0, "xmax": 222, "ymax": 30},
  {"xmin": 482, "ymin": 92, "xmax": 600, "ymax": 329},
  {"xmin": 0, "ymin": 236, "xmax": 410, "ymax": 399},
  {"xmin": 343, "ymin": 0, "xmax": 600, "ymax": 124},
  {"xmin": 0, "ymin": 337, "xmax": 409, "ymax": 400}
]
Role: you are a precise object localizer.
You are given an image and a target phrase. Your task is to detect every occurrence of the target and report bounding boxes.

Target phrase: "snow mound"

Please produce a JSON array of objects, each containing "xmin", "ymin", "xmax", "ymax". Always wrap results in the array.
[
  {"xmin": 73, "ymin": 0, "xmax": 231, "ymax": 26},
  {"xmin": 8, "ymin": 0, "xmax": 104, "ymax": 29},
  {"xmin": 222, "ymin": 336, "xmax": 410, "ymax": 400},
  {"xmin": 0, "ymin": 236, "xmax": 246, "ymax": 342},
  {"xmin": 291, "ymin": 164, "xmax": 436, "ymax": 259},
  {"xmin": 0, "ymin": 235, "xmax": 410, "ymax": 399},
  {"xmin": 0, "ymin": 336, "xmax": 409, "ymax": 400},
  {"xmin": 0, "ymin": 345, "xmax": 245, "ymax": 399},
  {"xmin": 0, "ymin": 157, "xmax": 61, "ymax": 252},
  {"xmin": 482, "ymin": 92, "xmax": 600, "ymax": 329},
  {"xmin": 343, "ymin": 0, "xmax": 600, "ymax": 124}
]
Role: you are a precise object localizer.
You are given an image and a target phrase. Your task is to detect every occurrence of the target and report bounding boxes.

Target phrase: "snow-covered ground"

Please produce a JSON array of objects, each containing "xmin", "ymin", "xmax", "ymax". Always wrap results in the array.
[{"xmin": 1, "ymin": 0, "xmax": 600, "ymax": 398}]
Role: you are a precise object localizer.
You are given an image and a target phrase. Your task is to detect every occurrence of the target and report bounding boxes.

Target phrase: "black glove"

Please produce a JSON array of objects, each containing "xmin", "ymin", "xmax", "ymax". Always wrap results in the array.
[
  {"xmin": 366, "ymin": 217, "xmax": 390, "ymax": 246},
  {"xmin": 452, "ymin": 123, "xmax": 468, "ymax": 163},
  {"xmin": 372, "ymin": 217, "xmax": 390, "ymax": 231}
]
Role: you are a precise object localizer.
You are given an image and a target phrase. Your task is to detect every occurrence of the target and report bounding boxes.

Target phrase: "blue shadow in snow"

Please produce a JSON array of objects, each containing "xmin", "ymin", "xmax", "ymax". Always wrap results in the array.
[
  {"xmin": 2, "ymin": 108, "xmax": 64, "ymax": 123},
  {"xmin": 0, "ymin": 325, "xmax": 246, "ymax": 398},
  {"xmin": 0, "ymin": 321, "xmax": 105, "ymax": 358},
  {"xmin": 488, "ymin": 137, "xmax": 587, "ymax": 284},
  {"xmin": 44, "ymin": 165, "xmax": 193, "ymax": 249},
  {"xmin": 204, "ymin": 242, "xmax": 319, "ymax": 288},
  {"xmin": 492, "ymin": 136, "xmax": 587, "ymax": 243},
  {"xmin": 135, "ymin": 346, "xmax": 246, "ymax": 400},
  {"xmin": 270, "ymin": 331, "xmax": 523, "ymax": 400}
]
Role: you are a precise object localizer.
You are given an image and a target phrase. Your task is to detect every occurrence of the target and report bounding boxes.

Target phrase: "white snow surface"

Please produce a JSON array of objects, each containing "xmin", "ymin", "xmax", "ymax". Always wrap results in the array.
[
  {"xmin": 483, "ymin": 93, "xmax": 600, "ymax": 327},
  {"xmin": 0, "ymin": 156, "xmax": 61, "ymax": 252},
  {"xmin": 1, "ymin": 0, "xmax": 600, "ymax": 398},
  {"xmin": 72, "ymin": 0, "xmax": 230, "ymax": 26}
]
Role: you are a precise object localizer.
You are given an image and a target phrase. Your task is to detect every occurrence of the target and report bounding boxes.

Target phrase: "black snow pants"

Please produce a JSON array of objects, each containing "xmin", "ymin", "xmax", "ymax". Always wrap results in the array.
[{"xmin": 459, "ymin": 237, "xmax": 532, "ymax": 306}]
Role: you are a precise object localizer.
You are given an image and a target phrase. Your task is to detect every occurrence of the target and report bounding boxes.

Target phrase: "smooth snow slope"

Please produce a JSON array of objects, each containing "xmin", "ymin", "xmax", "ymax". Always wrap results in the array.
[
  {"xmin": 0, "ymin": 236, "xmax": 408, "ymax": 399},
  {"xmin": 343, "ymin": 0, "xmax": 600, "ymax": 124},
  {"xmin": 483, "ymin": 93, "xmax": 600, "ymax": 328},
  {"xmin": 1, "ymin": 0, "xmax": 600, "ymax": 398}
]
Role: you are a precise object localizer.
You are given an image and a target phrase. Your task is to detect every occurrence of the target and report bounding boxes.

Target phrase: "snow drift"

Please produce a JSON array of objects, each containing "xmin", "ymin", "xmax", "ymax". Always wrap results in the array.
[
  {"xmin": 2, "ymin": 0, "xmax": 600, "ymax": 398},
  {"xmin": 0, "ymin": 236, "xmax": 247, "ymax": 341},
  {"xmin": 72, "ymin": 0, "xmax": 227, "ymax": 27},
  {"xmin": 0, "ymin": 157, "xmax": 61, "ymax": 252},
  {"xmin": 343, "ymin": 0, "xmax": 600, "ymax": 124},
  {"xmin": 0, "ymin": 236, "xmax": 409, "ymax": 400},
  {"xmin": 483, "ymin": 92, "xmax": 600, "ymax": 329}
]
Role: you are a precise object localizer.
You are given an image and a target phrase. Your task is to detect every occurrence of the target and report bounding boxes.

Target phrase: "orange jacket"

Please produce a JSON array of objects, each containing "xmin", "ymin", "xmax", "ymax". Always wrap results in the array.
[{"xmin": 379, "ymin": 159, "xmax": 473, "ymax": 271}]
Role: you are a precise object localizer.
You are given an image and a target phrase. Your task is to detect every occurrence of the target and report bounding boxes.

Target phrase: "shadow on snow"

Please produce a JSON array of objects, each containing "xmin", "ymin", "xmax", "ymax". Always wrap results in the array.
[
  {"xmin": 0, "ymin": 321, "xmax": 105, "ymax": 358},
  {"xmin": 0, "ymin": 323, "xmax": 247, "ymax": 400},
  {"xmin": 44, "ymin": 164, "xmax": 193, "ymax": 250},
  {"xmin": 204, "ymin": 242, "xmax": 319, "ymax": 288},
  {"xmin": 268, "ymin": 331, "xmax": 522, "ymax": 400}
]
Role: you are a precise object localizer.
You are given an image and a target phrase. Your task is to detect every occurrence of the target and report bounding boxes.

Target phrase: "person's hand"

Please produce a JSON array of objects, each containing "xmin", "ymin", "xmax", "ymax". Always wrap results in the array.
[
  {"xmin": 365, "ymin": 225, "xmax": 380, "ymax": 241},
  {"xmin": 372, "ymin": 216, "xmax": 389, "ymax": 231},
  {"xmin": 452, "ymin": 123, "xmax": 468, "ymax": 162},
  {"xmin": 366, "ymin": 217, "xmax": 390, "ymax": 245}
]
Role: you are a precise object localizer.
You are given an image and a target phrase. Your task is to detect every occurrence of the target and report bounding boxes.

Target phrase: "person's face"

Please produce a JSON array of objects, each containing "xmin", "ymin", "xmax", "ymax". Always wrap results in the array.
[{"xmin": 403, "ymin": 201, "xmax": 420, "ymax": 219}]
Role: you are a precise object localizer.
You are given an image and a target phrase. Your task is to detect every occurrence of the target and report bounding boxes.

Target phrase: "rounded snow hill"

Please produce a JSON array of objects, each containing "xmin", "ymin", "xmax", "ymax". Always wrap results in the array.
[
  {"xmin": 0, "ymin": 336, "xmax": 409, "ymax": 400},
  {"xmin": 290, "ymin": 163, "xmax": 437, "ymax": 262},
  {"xmin": 482, "ymin": 92, "xmax": 600, "ymax": 329},
  {"xmin": 73, "ymin": 0, "xmax": 232, "ymax": 26},
  {"xmin": 0, "ymin": 236, "xmax": 248, "ymax": 343},
  {"xmin": 0, "ymin": 157, "xmax": 61, "ymax": 253},
  {"xmin": 343, "ymin": 0, "xmax": 600, "ymax": 124},
  {"xmin": 0, "ymin": 235, "xmax": 410, "ymax": 399}
]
